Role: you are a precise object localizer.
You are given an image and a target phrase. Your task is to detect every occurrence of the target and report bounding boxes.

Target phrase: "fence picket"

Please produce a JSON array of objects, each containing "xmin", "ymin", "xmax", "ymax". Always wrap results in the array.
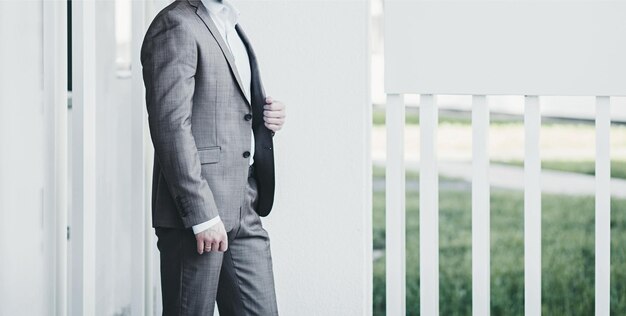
[
  {"xmin": 595, "ymin": 96, "xmax": 611, "ymax": 316},
  {"xmin": 386, "ymin": 94, "xmax": 406, "ymax": 315},
  {"xmin": 524, "ymin": 95, "xmax": 541, "ymax": 316},
  {"xmin": 472, "ymin": 95, "xmax": 490, "ymax": 315},
  {"xmin": 420, "ymin": 94, "xmax": 439, "ymax": 315}
]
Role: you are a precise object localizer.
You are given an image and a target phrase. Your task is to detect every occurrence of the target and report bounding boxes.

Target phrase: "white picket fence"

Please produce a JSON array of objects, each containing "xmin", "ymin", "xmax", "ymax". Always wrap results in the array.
[
  {"xmin": 384, "ymin": 94, "xmax": 612, "ymax": 315},
  {"xmin": 383, "ymin": 0, "xmax": 624, "ymax": 314}
]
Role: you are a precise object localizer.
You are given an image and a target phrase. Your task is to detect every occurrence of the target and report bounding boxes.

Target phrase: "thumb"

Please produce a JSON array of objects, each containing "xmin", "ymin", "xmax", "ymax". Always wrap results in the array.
[
  {"xmin": 219, "ymin": 239, "xmax": 229, "ymax": 252},
  {"xmin": 196, "ymin": 238, "xmax": 204, "ymax": 255}
]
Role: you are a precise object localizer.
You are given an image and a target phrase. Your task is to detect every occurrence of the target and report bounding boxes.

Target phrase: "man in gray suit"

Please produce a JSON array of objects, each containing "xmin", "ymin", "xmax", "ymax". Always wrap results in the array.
[{"xmin": 140, "ymin": 0, "xmax": 286, "ymax": 314}]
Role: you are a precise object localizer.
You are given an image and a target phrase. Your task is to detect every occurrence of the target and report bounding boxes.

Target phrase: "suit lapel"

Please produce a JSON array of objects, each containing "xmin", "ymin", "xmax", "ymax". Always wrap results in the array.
[
  {"xmin": 236, "ymin": 24, "xmax": 267, "ymax": 128},
  {"xmin": 189, "ymin": 0, "xmax": 250, "ymax": 108}
]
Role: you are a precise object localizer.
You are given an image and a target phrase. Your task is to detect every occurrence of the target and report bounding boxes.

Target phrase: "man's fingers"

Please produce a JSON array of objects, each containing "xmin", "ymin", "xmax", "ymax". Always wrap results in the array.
[
  {"xmin": 208, "ymin": 241, "xmax": 218, "ymax": 252},
  {"xmin": 263, "ymin": 110, "xmax": 284, "ymax": 119},
  {"xmin": 264, "ymin": 123, "xmax": 279, "ymax": 131},
  {"xmin": 263, "ymin": 101, "xmax": 284, "ymax": 111},
  {"xmin": 265, "ymin": 122, "xmax": 282, "ymax": 131},
  {"xmin": 263, "ymin": 117, "xmax": 284, "ymax": 125},
  {"xmin": 199, "ymin": 239, "xmax": 219, "ymax": 254},
  {"xmin": 197, "ymin": 239, "xmax": 205, "ymax": 255},
  {"xmin": 196, "ymin": 222, "xmax": 228, "ymax": 254},
  {"xmin": 262, "ymin": 98, "xmax": 286, "ymax": 132}
]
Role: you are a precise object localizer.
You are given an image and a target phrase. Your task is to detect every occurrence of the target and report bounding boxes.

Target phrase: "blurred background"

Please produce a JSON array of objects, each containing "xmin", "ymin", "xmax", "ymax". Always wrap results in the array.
[
  {"xmin": 370, "ymin": 1, "xmax": 626, "ymax": 315},
  {"xmin": 1, "ymin": 0, "xmax": 625, "ymax": 315}
]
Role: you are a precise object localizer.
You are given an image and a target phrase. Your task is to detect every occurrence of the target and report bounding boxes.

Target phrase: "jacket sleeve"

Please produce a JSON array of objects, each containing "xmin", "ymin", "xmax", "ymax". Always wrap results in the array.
[{"xmin": 141, "ymin": 14, "xmax": 219, "ymax": 228}]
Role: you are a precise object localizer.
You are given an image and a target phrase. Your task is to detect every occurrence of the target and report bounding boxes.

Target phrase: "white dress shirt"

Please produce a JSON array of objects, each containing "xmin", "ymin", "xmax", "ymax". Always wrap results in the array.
[{"xmin": 193, "ymin": 0, "xmax": 254, "ymax": 234}]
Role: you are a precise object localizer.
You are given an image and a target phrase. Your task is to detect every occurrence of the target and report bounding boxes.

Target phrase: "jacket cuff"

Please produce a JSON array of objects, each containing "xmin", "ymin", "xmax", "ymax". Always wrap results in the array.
[
  {"xmin": 192, "ymin": 216, "xmax": 222, "ymax": 234},
  {"xmin": 174, "ymin": 195, "xmax": 219, "ymax": 228}
]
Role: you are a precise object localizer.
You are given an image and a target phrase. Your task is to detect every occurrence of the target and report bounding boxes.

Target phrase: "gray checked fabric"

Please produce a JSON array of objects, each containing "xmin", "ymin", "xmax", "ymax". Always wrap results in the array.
[
  {"xmin": 156, "ymin": 174, "xmax": 278, "ymax": 315},
  {"xmin": 141, "ymin": 0, "xmax": 279, "ymax": 314},
  {"xmin": 141, "ymin": 0, "xmax": 275, "ymax": 232}
]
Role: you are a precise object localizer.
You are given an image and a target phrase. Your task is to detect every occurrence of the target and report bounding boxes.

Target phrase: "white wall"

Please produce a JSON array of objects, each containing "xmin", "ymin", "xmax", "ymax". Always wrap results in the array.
[
  {"xmin": 385, "ymin": 0, "xmax": 626, "ymax": 96},
  {"xmin": 0, "ymin": 1, "xmax": 51, "ymax": 315},
  {"xmin": 235, "ymin": 1, "xmax": 372, "ymax": 314},
  {"xmin": 93, "ymin": 1, "xmax": 134, "ymax": 314}
]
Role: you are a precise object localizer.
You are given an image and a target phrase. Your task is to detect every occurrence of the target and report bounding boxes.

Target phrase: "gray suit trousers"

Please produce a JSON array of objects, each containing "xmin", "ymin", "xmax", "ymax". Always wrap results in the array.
[{"xmin": 156, "ymin": 171, "xmax": 278, "ymax": 316}]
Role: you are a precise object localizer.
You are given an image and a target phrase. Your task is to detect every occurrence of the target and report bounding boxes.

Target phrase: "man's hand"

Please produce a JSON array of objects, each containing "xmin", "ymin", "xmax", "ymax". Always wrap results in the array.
[
  {"xmin": 263, "ymin": 96, "xmax": 286, "ymax": 133},
  {"xmin": 195, "ymin": 220, "xmax": 228, "ymax": 254}
]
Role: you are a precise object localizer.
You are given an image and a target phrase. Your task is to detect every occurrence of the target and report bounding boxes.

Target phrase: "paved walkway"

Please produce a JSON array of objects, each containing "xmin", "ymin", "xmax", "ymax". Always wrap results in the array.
[{"xmin": 373, "ymin": 160, "xmax": 626, "ymax": 199}]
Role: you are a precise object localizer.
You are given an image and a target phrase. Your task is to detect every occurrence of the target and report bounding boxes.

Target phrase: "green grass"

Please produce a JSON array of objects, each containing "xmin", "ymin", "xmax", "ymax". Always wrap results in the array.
[
  {"xmin": 373, "ymin": 177, "xmax": 626, "ymax": 315},
  {"xmin": 373, "ymin": 108, "xmax": 420, "ymax": 125},
  {"xmin": 492, "ymin": 160, "xmax": 626, "ymax": 180},
  {"xmin": 373, "ymin": 165, "xmax": 419, "ymax": 181},
  {"xmin": 373, "ymin": 108, "xmax": 475, "ymax": 126},
  {"xmin": 371, "ymin": 107, "xmax": 583, "ymax": 126}
]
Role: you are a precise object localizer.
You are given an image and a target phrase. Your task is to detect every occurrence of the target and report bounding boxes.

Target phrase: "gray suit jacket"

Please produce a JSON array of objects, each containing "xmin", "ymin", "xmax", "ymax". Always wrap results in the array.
[{"xmin": 141, "ymin": 0, "xmax": 275, "ymax": 231}]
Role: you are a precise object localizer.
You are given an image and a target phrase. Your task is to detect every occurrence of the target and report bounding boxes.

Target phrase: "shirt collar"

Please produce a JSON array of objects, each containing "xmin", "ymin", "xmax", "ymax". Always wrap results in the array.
[{"xmin": 202, "ymin": 0, "xmax": 240, "ymax": 28}]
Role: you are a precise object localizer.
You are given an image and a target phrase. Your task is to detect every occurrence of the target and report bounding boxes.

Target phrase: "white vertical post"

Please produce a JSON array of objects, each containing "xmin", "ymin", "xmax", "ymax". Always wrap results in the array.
[
  {"xmin": 595, "ymin": 96, "xmax": 611, "ymax": 316},
  {"xmin": 131, "ymin": 1, "xmax": 149, "ymax": 315},
  {"xmin": 420, "ymin": 94, "xmax": 439, "ymax": 315},
  {"xmin": 386, "ymin": 94, "xmax": 406, "ymax": 315},
  {"xmin": 472, "ymin": 95, "xmax": 490, "ymax": 315},
  {"xmin": 524, "ymin": 95, "xmax": 541, "ymax": 316},
  {"xmin": 70, "ymin": 0, "xmax": 97, "ymax": 315},
  {"xmin": 43, "ymin": 0, "xmax": 68, "ymax": 314}
]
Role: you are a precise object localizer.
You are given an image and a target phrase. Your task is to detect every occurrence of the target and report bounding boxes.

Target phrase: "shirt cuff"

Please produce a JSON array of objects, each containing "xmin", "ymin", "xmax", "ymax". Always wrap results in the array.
[{"xmin": 192, "ymin": 215, "xmax": 222, "ymax": 234}]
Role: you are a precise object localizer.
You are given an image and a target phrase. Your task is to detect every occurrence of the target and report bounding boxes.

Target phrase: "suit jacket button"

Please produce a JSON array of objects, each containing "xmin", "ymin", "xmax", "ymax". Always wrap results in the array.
[
  {"xmin": 243, "ymin": 151, "xmax": 251, "ymax": 158},
  {"xmin": 244, "ymin": 113, "xmax": 252, "ymax": 121}
]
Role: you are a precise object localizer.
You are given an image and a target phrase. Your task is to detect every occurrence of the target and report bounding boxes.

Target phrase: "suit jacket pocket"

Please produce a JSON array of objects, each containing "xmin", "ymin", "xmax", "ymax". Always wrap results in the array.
[{"xmin": 197, "ymin": 146, "xmax": 220, "ymax": 164}]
